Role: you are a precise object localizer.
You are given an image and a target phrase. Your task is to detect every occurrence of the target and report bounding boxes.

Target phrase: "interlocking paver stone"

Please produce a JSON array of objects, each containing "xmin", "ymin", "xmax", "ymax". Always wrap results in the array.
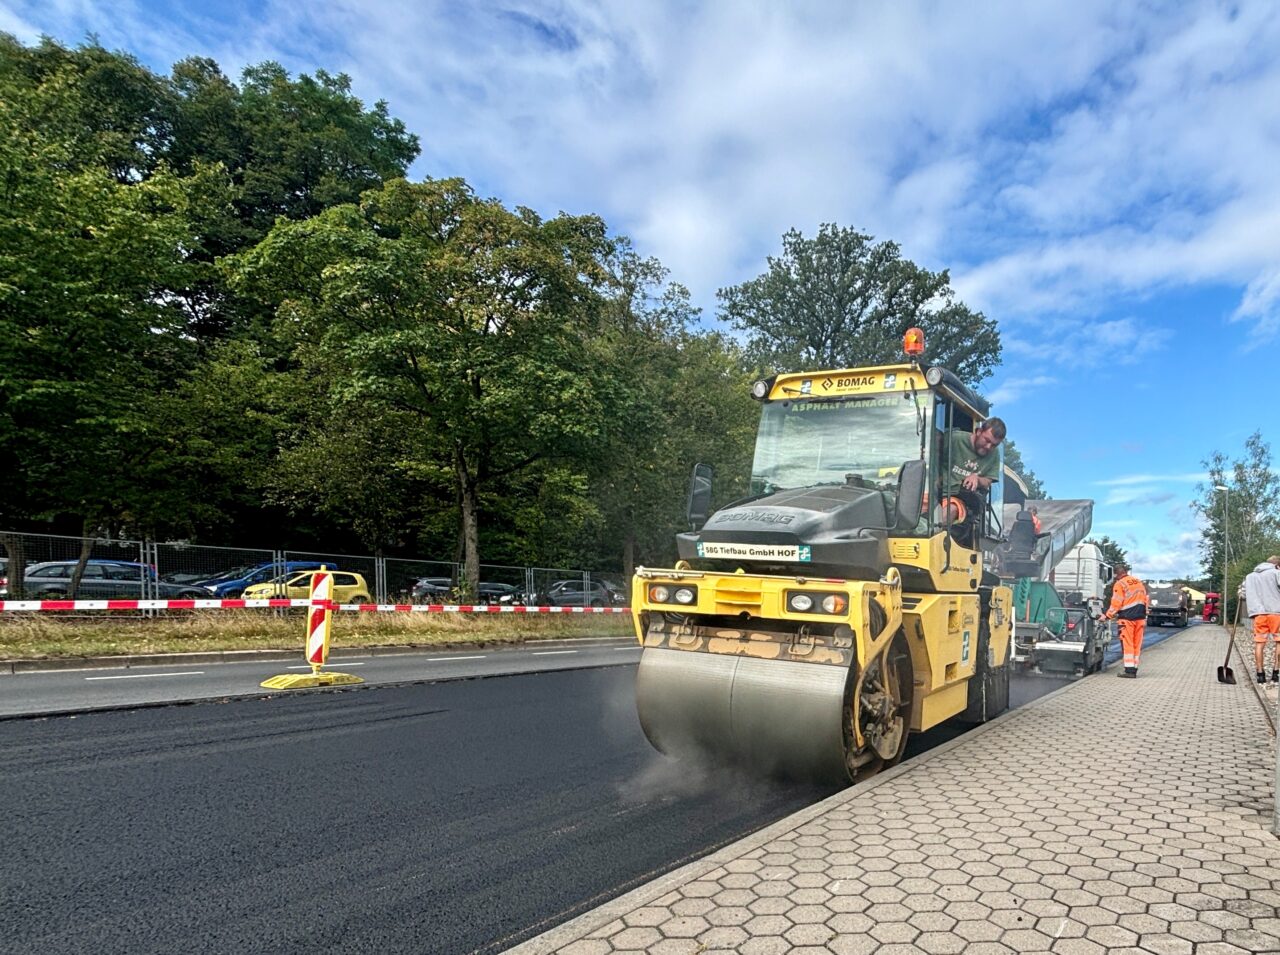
[{"xmin": 509, "ymin": 628, "xmax": 1280, "ymax": 954}]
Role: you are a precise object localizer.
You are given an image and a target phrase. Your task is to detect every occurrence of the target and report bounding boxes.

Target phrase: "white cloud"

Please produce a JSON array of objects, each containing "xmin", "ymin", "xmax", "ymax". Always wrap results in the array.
[
  {"xmin": 1232, "ymin": 266, "xmax": 1280, "ymax": 342},
  {"xmin": 1096, "ymin": 472, "xmax": 1208, "ymax": 486},
  {"xmin": 1131, "ymin": 532, "xmax": 1202, "ymax": 578},
  {"xmin": 987, "ymin": 374, "xmax": 1058, "ymax": 407},
  {"xmin": 0, "ymin": 3, "xmax": 40, "ymax": 39},
  {"xmin": 20, "ymin": 0, "xmax": 1278, "ymax": 335},
  {"xmin": 1104, "ymin": 488, "xmax": 1178, "ymax": 507}
]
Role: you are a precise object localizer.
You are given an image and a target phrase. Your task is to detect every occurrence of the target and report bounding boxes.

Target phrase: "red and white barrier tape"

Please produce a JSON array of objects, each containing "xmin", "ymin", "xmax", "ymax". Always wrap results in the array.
[{"xmin": 0, "ymin": 598, "xmax": 631, "ymax": 614}]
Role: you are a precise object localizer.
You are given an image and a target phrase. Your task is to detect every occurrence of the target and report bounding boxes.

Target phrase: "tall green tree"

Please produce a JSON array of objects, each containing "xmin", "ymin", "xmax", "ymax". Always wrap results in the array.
[
  {"xmin": 0, "ymin": 35, "xmax": 177, "ymax": 183},
  {"xmin": 1195, "ymin": 431, "xmax": 1280, "ymax": 589},
  {"xmin": 0, "ymin": 34, "xmax": 423, "ymax": 551},
  {"xmin": 1085, "ymin": 536, "xmax": 1128, "ymax": 568},
  {"xmin": 0, "ymin": 45, "xmax": 228, "ymax": 544},
  {"xmin": 580, "ymin": 245, "xmax": 755, "ymax": 576},
  {"xmin": 718, "ymin": 224, "xmax": 1001, "ymax": 382},
  {"xmin": 1002, "ymin": 440, "xmax": 1048, "ymax": 500},
  {"xmin": 166, "ymin": 57, "xmax": 421, "ymax": 344},
  {"xmin": 229, "ymin": 177, "xmax": 614, "ymax": 593}
]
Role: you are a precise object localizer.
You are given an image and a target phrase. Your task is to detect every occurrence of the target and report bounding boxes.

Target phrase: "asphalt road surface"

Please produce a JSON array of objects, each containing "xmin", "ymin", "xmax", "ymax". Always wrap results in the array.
[
  {"xmin": 0, "ymin": 639, "xmax": 641, "ymax": 718},
  {"xmin": 0, "ymin": 666, "xmax": 839, "ymax": 955},
  {"xmin": 0, "ymin": 624, "xmax": 1195, "ymax": 955}
]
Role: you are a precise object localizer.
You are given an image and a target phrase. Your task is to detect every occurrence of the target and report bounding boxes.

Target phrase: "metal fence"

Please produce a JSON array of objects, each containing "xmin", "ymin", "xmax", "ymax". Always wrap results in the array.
[{"xmin": 0, "ymin": 530, "xmax": 629, "ymax": 607}]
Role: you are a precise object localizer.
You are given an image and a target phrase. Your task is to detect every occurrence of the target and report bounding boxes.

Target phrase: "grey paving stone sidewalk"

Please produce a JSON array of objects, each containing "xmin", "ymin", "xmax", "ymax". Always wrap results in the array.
[{"xmin": 510, "ymin": 626, "xmax": 1280, "ymax": 954}]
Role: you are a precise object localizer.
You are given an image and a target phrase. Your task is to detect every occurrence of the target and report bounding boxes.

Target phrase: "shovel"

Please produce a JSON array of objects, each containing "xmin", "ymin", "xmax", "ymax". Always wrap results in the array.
[{"xmin": 1216, "ymin": 597, "xmax": 1243, "ymax": 684}]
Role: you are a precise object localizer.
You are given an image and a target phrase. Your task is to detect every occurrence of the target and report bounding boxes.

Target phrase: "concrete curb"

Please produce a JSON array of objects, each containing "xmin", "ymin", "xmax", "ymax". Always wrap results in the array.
[
  {"xmin": 0, "ymin": 635, "xmax": 635, "ymax": 675},
  {"xmin": 505, "ymin": 630, "xmax": 1190, "ymax": 954}
]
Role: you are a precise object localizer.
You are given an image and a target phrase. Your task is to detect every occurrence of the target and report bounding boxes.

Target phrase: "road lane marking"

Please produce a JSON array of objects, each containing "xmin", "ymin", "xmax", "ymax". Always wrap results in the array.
[
  {"xmin": 532, "ymin": 650, "xmax": 577, "ymax": 655},
  {"xmin": 614, "ymin": 646, "xmax": 640, "ymax": 650},
  {"xmin": 426, "ymin": 655, "xmax": 488, "ymax": 662},
  {"xmin": 85, "ymin": 671, "xmax": 204, "ymax": 681},
  {"xmin": 285, "ymin": 662, "xmax": 367, "ymax": 670}
]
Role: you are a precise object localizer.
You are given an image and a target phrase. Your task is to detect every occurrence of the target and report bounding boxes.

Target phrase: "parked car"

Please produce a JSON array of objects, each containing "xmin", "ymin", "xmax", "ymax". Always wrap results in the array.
[
  {"xmin": 411, "ymin": 577, "xmax": 454, "ymax": 602},
  {"xmin": 535, "ymin": 579, "xmax": 625, "ymax": 607},
  {"xmin": 242, "ymin": 570, "xmax": 371, "ymax": 603},
  {"xmin": 160, "ymin": 570, "xmax": 213, "ymax": 585},
  {"xmin": 411, "ymin": 578, "xmax": 522, "ymax": 604},
  {"xmin": 199, "ymin": 561, "xmax": 327, "ymax": 599},
  {"xmin": 476, "ymin": 582, "xmax": 521, "ymax": 605},
  {"xmin": 2, "ymin": 560, "xmax": 210, "ymax": 599}
]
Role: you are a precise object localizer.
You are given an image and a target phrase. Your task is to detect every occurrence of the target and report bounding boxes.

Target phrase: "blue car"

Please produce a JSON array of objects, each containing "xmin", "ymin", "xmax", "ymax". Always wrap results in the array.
[{"xmin": 199, "ymin": 561, "xmax": 328, "ymax": 598}]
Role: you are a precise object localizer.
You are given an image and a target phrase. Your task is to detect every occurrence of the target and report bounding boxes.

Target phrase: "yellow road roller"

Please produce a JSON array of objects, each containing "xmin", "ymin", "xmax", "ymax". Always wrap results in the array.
[{"xmin": 632, "ymin": 336, "xmax": 1012, "ymax": 784}]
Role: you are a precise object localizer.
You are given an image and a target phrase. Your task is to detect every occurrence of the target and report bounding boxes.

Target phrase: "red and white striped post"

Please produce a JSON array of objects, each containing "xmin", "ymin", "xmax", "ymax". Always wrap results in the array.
[{"xmin": 305, "ymin": 568, "xmax": 334, "ymax": 673}]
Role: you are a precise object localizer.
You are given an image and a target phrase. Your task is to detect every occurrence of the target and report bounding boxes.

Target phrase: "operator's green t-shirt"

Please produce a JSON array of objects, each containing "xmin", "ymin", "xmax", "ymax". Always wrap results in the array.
[{"xmin": 942, "ymin": 430, "xmax": 1000, "ymax": 494}]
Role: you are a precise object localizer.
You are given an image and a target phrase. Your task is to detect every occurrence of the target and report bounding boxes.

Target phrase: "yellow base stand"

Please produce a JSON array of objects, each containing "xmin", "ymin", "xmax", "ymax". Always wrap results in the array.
[{"xmin": 260, "ymin": 669, "xmax": 365, "ymax": 690}]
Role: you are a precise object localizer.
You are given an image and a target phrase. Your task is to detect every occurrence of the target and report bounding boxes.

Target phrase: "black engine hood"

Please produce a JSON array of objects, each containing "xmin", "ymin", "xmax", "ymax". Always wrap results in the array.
[{"xmin": 676, "ymin": 484, "xmax": 890, "ymax": 578}]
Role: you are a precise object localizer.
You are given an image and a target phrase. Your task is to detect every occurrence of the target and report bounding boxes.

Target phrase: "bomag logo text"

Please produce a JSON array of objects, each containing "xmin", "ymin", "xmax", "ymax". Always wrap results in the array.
[
  {"xmin": 834, "ymin": 376, "xmax": 876, "ymax": 388},
  {"xmin": 711, "ymin": 510, "xmax": 795, "ymax": 525}
]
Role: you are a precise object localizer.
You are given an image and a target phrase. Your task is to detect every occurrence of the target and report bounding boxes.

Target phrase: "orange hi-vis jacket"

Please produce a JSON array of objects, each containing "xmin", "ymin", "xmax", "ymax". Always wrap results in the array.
[{"xmin": 1107, "ymin": 573, "xmax": 1150, "ymax": 620}]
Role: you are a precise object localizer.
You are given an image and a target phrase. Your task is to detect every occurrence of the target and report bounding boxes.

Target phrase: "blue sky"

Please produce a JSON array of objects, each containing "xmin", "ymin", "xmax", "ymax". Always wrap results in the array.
[{"xmin": 4, "ymin": 1, "xmax": 1277, "ymax": 580}]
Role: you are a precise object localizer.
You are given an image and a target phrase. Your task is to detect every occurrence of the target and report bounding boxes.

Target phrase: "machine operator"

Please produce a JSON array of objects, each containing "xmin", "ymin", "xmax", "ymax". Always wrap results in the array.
[{"xmin": 938, "ymin": 417, "xmax": 1006, "ymax": 546}]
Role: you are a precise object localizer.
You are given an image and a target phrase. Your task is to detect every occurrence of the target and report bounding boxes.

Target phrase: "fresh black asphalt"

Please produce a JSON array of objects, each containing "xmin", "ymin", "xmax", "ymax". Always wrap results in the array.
[{"xmin": 0, "ymin": 666, "xmax": 837, "ymax": 955}]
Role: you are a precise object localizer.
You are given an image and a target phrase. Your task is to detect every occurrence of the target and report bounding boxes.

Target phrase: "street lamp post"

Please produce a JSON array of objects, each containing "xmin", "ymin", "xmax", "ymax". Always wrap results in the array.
[{"xmin": 1215, "ymin": 484, "xmax": 1230, "ymax": 625}]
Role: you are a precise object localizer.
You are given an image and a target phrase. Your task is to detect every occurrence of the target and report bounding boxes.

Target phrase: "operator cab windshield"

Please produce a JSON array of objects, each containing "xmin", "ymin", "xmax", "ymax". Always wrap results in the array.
[{"xmin": 750, "ymin": 393, "xmax": 929, "ymax": 496}]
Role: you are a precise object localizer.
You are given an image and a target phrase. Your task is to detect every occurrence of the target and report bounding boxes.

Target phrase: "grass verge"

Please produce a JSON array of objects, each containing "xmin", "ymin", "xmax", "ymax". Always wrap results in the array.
[{"xmin": 0, "ymin": 611, "xmax": 635, "ymax": 660}]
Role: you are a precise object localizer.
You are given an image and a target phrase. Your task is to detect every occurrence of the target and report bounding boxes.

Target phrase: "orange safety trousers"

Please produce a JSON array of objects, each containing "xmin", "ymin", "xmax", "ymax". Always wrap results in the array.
[{"xmin": 1118, "ymin": 618, "xmax": 1145, "ymax": 670}]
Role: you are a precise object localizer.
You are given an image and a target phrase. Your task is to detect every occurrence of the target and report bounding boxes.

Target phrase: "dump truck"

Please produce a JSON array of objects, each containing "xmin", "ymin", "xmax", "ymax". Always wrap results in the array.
[
  {"xmin": 1203, "ymin": 592, "xmax": 1221, "ymax": 623},
  {"xmin": 992, "ymin": 479, "xmax": 1101, "ymax": 675},
  {"xmin": 630, "ymin": 335, "xmax": 1013, "ymax": 785},
  {"xmin": 1147, "ymin": 582, "xmax": 1189, "ymax": 628}
]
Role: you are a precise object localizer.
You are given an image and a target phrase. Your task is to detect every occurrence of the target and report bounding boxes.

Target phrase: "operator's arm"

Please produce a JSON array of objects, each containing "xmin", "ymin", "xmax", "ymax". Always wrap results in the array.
[
  {"xmin": 961, "ymin": 473, "xmax": 996, "ymax": 492},
  {"xmin": 1103, "ymin": 580, "xmax": 1123, "ymax": 621}
]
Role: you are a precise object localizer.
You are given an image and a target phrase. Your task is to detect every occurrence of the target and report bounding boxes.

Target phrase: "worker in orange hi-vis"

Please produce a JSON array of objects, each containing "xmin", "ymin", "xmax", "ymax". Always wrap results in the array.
[{"xmin": 1101, "ymin": 561, "xmax": 1149, "ymax": 678}]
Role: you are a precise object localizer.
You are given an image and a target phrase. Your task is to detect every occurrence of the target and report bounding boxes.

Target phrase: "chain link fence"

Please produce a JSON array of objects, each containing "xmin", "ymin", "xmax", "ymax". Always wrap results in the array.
[{"xmin": 0, "ymin": 530, "xmax": 628, "ymax": 608}]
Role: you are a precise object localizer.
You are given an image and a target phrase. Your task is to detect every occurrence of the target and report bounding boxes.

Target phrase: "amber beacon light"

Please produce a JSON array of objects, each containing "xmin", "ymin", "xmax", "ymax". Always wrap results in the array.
[{"xmin": 903, "ymin": 327, "xmax": 925, "ymax": 357}]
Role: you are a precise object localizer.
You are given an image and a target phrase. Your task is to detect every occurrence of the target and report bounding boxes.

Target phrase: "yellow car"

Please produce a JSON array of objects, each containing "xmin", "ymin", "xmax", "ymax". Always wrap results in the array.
[{"xmin": 242, "ymin": 570, "xmax": 371, "ymax": 603}]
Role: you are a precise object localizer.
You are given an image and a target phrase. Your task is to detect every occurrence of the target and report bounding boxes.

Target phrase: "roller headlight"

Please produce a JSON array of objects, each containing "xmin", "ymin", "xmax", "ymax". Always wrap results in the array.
[
  {"xmin": 786, "ymin": 590, "xmax": 850, "ymax": 615},
  {"xmin": 648, "ymin": 584, "xmax": 697, "ymax": 604},
  {"xmin": 789, "ymin": 593, "xmax": 814, "ymax": 612},
  {"xmin": 822, "ymin": 594, "xmax": 848, "ymax": 614}
]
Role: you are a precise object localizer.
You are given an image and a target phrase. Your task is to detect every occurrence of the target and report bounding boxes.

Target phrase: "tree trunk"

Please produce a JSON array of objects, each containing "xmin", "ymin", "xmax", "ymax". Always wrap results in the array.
[
  {"xmin": 455, "ymin": 447, "xmax": 480, "ymax": 600},
  {"xmin": 622, "ymin": 532, "xmax": 636, "ymax": 597},
  {"xmin": 69, "ymin": 520, "xmax": 94, "ymax": 599},
  {"xmin": 0, "ymin": 532, "xmax": 27, "ymax": 600}
]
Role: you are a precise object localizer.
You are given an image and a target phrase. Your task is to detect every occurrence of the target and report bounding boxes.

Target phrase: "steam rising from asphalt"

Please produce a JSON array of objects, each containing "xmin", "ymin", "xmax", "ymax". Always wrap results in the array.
[{"xmin": 600, "ymin": 661, "xmax": 813, "ymax": 807}]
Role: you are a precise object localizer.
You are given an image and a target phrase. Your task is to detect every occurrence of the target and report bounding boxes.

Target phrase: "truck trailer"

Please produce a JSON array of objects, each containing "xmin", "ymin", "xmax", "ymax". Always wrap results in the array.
[
  {"xmin": 630, "ymin": 334, "xmax": 1012, "ymax": 785},
  {"xmin": 1147, "ymin": 582, "xmax": 1189, "ymax": 628}
]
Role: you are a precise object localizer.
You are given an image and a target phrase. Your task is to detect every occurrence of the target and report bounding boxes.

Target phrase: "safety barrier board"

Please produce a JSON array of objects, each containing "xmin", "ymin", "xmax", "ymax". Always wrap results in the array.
[{"xmin": 0, "ymin": 599, "xmax": 630, "ymax": 614}]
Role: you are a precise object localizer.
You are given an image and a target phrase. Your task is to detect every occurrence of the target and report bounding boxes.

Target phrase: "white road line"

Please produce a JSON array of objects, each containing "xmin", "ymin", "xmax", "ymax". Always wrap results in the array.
[
  {"xmin": 426, "ymin": 655, "xmax": 488, "ymax": 662},
  {"xmin": 614, "ymin": 646, "xmax": 640, "ymax": 650},
  {"xmin": 532, "ymin": 650, "xmax": 577, "ymax": 656},
  {"xmin": 285, "ymin": 662, "xmax": 367, "ymax": 670},
  {"xmin": 85, "ymin": 671, "xmax": 204, "ymax": 681}
]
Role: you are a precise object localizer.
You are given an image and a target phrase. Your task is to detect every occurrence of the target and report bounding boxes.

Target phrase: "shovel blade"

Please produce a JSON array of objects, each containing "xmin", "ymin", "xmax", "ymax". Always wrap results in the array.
[{"xmin": 1217, "ymin": 665, "xmax": 1236, "ymax": 685}]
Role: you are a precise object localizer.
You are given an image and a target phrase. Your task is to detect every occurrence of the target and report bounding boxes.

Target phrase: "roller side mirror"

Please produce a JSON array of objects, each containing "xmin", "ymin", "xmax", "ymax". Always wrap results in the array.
[
  {"xmin": 687, "ymin": 463, "xmax": 714, "ymax": 529},
  {"xmin": 894, "ymin": 460, "xmax": 926, "ymax": 531}
]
